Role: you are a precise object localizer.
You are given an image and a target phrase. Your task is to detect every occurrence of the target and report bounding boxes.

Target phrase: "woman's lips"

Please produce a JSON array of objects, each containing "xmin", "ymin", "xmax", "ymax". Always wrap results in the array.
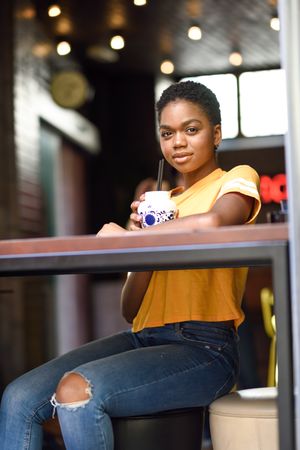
[{"xmin": 173, "ymin": 153, "xmax": 192, "ymax": 164}]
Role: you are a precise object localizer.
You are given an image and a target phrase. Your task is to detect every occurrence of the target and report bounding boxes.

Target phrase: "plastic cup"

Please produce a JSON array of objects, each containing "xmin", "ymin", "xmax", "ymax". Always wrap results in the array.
[{"xmin": 137, "ymin": 191, "xmax": 177, "ymax": 228}]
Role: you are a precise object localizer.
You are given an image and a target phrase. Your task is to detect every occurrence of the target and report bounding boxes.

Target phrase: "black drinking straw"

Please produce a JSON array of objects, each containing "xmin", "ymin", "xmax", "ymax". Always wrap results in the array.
[{"xmin": 156, "ymin": 159, "xmax": 164, "ymax": 190}]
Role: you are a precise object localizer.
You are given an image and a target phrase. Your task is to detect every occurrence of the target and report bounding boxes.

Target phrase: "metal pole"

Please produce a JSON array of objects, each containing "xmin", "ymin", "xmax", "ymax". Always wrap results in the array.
[
  {"xmin": 273, "ymin": 246, "xmax": 294, "ymax": 449},
  {"xmin": 278, "ymin": 0, "xmax": 300, "ymax": 448}
]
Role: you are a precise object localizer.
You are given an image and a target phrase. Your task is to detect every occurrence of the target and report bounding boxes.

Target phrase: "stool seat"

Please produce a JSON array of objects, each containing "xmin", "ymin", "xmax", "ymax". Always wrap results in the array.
[
  {"xmin": 209, "ymin": 387, "xmax": 278, "ymax": 450},
  {"xmin": 112, "ymin": 407, "xmax": 205, "ymax": 450}
]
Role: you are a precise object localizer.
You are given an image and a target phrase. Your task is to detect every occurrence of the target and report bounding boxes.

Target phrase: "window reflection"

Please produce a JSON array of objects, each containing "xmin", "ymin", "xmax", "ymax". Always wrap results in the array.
[{"xmin": 240, "ymin": 69, "xmax": 287, "ymax": 137}]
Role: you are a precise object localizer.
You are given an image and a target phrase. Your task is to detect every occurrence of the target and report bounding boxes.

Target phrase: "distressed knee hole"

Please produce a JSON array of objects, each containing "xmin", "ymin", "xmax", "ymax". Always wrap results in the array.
[{"xmin": 51, "ymin": 372, "xmax": 92, "ymax": 410}]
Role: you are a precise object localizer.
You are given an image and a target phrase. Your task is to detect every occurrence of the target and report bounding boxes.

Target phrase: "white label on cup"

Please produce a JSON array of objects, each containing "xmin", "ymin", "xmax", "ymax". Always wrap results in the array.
[{"xmin": 138, "ymin": 191, "xmax": 177, "ymax": 228}]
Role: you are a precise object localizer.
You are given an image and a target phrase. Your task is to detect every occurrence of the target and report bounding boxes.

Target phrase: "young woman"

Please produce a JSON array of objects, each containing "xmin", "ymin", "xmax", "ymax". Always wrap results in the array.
[{"xmin": 0, "ymin": 80, "xmax": 261, "ymax": 450}]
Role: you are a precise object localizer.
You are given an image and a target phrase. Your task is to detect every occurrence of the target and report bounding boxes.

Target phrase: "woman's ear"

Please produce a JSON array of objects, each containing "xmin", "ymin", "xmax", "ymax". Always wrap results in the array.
[{"xmin": 214, "ymin": 124, "xmax": 222, "ymax": 149}]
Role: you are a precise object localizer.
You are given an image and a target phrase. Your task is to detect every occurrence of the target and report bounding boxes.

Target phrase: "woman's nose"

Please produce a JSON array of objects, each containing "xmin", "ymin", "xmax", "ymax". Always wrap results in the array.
[{"xmin": 174, "ymin": 132, "xmax": 186, "ymax": 147}]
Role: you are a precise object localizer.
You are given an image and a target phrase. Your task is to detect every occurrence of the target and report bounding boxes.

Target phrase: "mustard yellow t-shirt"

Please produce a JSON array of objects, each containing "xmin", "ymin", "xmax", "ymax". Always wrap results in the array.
[{"xmin": 132, "ymin": 165, "xmax": 261, "ymax": 332}]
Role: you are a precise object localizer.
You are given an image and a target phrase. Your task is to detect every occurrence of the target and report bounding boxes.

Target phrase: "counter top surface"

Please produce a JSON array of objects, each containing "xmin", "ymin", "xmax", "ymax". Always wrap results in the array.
[{"xmin": 0, "ymin": 223, "xmax": 288, "ymax": 256}]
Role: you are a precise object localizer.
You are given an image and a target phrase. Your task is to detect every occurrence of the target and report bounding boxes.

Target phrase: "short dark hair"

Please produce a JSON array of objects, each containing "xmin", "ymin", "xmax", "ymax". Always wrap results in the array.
[{"xmin": 156, "ymin": 80, "xmax": 221, "ymax": 125}]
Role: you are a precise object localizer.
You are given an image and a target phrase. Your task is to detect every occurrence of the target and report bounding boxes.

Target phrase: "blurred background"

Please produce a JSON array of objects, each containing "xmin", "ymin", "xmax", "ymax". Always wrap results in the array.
[{"xmin": 0, "ymin": 0, "xmax": 286, "ymax": 440}]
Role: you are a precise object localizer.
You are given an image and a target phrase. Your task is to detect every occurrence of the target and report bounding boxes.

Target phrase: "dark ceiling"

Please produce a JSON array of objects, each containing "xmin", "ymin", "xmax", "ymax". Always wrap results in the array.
[{"xmin": 33, "ymin": 0, "xmax": 281, "ymax": 77}]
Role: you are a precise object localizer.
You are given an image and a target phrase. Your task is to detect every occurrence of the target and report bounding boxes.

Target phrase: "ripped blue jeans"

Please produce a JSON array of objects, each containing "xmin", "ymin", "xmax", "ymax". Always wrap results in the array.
[{"xmin": 0, "ymin": 321, "xmax": 239, "ymax": 450}]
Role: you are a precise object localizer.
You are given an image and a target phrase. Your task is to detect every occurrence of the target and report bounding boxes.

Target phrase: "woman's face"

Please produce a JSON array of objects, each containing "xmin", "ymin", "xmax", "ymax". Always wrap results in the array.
[{"xmin": 159, "ymin": 99, "xmax": 221, "ymax": 185}]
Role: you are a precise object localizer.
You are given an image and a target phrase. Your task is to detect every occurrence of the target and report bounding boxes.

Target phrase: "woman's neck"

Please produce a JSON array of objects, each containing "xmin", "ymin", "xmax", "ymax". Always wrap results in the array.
[{"xmin": 182, "ymin": 161, "xmax": 219, "ymax": 190}]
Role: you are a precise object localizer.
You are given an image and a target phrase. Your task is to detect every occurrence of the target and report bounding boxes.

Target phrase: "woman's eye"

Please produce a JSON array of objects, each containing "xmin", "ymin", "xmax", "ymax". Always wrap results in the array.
[
  {"xmin": 161, "ymin": 130, "xmax": 172, "ymax": 138},
  {"xmin": 186, "ymin": 127, "xmax": 198, "ymax": 134}
]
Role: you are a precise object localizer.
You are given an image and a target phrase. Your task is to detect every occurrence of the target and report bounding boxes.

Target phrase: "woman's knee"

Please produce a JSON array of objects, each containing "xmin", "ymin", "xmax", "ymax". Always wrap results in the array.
[
  {"xmin": 54, "ymin": 372, "xmax": 92, "ymax": 405},
  {"xmin": 1, "ymin": 377, "xmax": 29, "ymax": 412}
]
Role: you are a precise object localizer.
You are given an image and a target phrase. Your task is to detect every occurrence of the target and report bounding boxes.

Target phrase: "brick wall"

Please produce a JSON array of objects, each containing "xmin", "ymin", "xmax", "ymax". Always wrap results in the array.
[
  {"xmin": 0, "ymin": 0, "xmax": 94, "ymax": 385},
  {"xmin": 14, "ymin": 0, "xmax": 51, "ymax": 238},
  {"xmin": 0, "ymin": 0, "xmax": 18, "ymax": 239}
]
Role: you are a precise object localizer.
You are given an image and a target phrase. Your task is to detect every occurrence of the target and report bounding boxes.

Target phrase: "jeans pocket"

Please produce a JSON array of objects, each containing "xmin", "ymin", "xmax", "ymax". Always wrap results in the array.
[{"xmin": 179, "ymin": 328, "xmax": 227, "ymax": 352}]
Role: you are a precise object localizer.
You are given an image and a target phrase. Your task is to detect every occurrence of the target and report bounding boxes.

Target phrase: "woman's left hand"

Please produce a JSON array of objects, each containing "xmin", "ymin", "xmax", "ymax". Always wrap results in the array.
[{"xmin": 97, "ymin": 222, "xmax": 126, "ymax": 236}]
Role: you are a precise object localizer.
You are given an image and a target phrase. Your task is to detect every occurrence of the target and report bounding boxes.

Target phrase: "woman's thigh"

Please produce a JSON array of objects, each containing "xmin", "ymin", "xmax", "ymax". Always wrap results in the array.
[
  {"xmin": 70, "ymin": 326, "xmax": 238, "ymax": 418},
  {"xmin": 1, "ymin": 330, "xmax": 135, "ymax": 421}
]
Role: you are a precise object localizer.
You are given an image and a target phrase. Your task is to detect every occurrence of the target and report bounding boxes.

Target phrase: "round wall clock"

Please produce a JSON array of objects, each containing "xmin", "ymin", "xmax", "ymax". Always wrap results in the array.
[{"xmin": 50, "ymin": 70, "xmax": 89, "ymax": 109}]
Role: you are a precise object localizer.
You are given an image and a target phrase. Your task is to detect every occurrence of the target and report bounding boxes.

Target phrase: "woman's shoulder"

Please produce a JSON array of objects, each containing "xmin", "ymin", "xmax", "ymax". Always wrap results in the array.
[
  {"xmin": 217, "ymin": 164, "xmax": 261, "ymax": 210},
  {"xmin": 222, "ymin": 165, "xmax": 260, "ymax": 182}
]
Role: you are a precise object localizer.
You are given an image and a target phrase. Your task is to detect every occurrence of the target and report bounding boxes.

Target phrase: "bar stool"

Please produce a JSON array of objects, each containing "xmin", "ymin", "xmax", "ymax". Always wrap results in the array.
[
  {"xmin": 209, "ymin": 387, "xmax": 278, "ymax": 450},
  {"xmin": 112, "ymin": 407, "xmax": 205, "ymax": 450}
]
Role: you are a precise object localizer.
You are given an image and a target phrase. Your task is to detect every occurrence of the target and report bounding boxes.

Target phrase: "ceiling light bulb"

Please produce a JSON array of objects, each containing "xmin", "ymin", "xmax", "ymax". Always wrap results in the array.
[
  {"xmin": 229, "ymin": 51, "xmax": 243, "ymax": 66},
  {"xmin": 270, "ymin": 16, "xmax": 280, "ymax": 31},
  {"xmin": 32, "ymin": 42, "xmax": 53, "ymax": 57},
  {"xmin": 48, "ymin": 4, "xmax": 61, "ymax": 17},
  {"xmin": 18, "ymin": 7, "xmax": 36, "ymax": 19},
  {"xmin": 188, "ymin": 25, "xmax": 202, "ymax": 40},
  {"xmin": 56, "ymin": 41, "xmax": 71, "ymax": 56},
  {"xmin": 110, "ymin": 35, "xmax": 125, "ymax": 50},
  {"xmin": 56, "ymin": 17, "xmax": 72, "ymax": 34},
  {"xmin": 160, "ymin": 60, "xmax": 175, "ymax": 75},
  {"xmin": 133, "ymin": 0, "xmax": 147, "ymax": 5}
]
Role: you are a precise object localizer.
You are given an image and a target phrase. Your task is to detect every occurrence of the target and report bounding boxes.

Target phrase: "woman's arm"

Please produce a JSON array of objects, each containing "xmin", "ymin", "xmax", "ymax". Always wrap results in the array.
[
  {"xmin": 128, "ymin": 191, "xmax": 254, "ymax": 232},
  {"xmin": 204, "ymin": 191, "xmax": 255, "ymax": 226},
  {"xmin": 121, "ymin": 271, "xmax": 153, "ymax": 323}
]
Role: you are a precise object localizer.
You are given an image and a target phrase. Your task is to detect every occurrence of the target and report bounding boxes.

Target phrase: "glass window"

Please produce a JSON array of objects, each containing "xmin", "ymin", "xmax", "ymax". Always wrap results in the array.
[
  {"xmin": 181, "ymin": 74, "xmax": 239, "ymax": 139},
  {"xmin": 239, "ymin": 69, "xmax": 287, "ymax": 137}
]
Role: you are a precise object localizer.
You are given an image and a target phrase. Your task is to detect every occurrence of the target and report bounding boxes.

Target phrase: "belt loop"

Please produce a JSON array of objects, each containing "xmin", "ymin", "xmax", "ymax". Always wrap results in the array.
[{"xmin": 174, "ymin": 322, "xmax": 181, "ymax": 332}]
